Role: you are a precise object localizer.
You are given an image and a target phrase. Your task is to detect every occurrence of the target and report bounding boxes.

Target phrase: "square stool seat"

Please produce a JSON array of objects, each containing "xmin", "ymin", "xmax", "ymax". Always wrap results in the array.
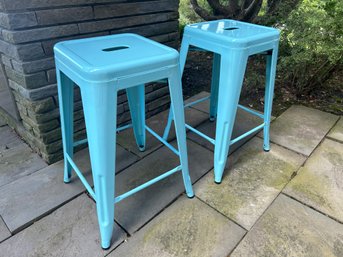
[
  {"xmin": 186, "ymin": 20, "xmax": 279, "ymax": 48},
  {"xmin": 54, "ymin": 33, "xmax": 179, "ymax": 83}
]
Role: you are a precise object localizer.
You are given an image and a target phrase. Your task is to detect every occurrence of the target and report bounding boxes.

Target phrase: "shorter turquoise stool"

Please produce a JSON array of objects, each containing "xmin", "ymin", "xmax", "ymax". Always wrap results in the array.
[
  {"xmin": 163, "ymin": 20, "xmax": 280, "ymax": 184},
  {"xmin": 54, "ymin": 33, "xmax": 194, "ymax": 249}
]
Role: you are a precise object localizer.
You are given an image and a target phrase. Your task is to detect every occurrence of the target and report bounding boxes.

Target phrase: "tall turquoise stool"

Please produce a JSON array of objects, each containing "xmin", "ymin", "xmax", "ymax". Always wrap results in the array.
[
  {"xmin": 163, "ymin": 20, "xmax": 280, "ymax": 184},
  {"xmin": 54, "ymin": 33, "xmax": 194, "ymax": 249}
]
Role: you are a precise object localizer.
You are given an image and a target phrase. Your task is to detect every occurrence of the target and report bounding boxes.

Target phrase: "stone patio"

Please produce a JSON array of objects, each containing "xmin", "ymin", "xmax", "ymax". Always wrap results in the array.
[{"xmin": 0, "ymin": 91, "xmax": 342, "ymax": 257}]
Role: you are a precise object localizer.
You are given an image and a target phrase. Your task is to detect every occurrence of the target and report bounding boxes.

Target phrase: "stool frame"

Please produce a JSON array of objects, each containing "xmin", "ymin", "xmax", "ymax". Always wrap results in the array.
[
  {"xmin": 55, "ymin": 34, "xmax": 194, "ymax": 249},
  {"xmin": 163, "ymin": 20, "xmax": 280, "ymax": 184}
]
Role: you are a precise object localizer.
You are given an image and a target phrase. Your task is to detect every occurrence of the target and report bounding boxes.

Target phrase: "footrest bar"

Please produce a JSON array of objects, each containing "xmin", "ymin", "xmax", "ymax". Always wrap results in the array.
[
  {"xmin": 117, "ymin": 123, "xmax": 133, "ymax": 133},
  {"xmin": 238, "ymin": 105, "xmax": 264, "ymax": 119},
  {"xmin": 65, "ymin": 154, "xmax": 96, "ymax": 200},
  {"xmin": 73, "ymin": 138, "xmax": 88, "ymax": 147},
  {"xmin": 230, "ymin": 123, "xmax": 265, "ymax": 145},
  {"xmin": 114, "ymin": 165, "xmax": 182, "ymax": 204},
  {"xmin": 184, "ymin": 96, "xmax": 211, "ymax": 108},
  {"xmin": 73, "ymin": 123, "xmax": 133, "ymax": 147},
  {"xmin": 189, "ymin": 46, "xmax": 209, "ymax": 52},
  {"xmin": 185, "ymin": 123, "xmax": 215, "ymax": 145},
  {"xmin": 145, "ymin": 125, "xmax": 180, "ymax": 156}
]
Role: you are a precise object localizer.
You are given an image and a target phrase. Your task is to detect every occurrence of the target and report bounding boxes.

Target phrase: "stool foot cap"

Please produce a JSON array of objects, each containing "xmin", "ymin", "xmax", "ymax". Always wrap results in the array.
[
  {"xmin": 187, "ymin": 195, "xmax": 195, "ymax": 199},
  {"xmin": 209, "ymin": 117, "xmax": 216, "ymax": 122},
  {"xmin": 263, "ymin": 148, "xmax": 270, "ymax": 152},
  {"xmin": 102, "ymin": 246, "xmax": 111, "ymax": 251},
  {"xmin": 139, "ymin": 145, "xmax": 146, "ymax": 152},
  {"xmin": 214, "ymin": 181, "xmax": 222, "ymax": 185},
  {"xmin": 64, "ymin": 180, "xmax": 71, "ymax": 184}
]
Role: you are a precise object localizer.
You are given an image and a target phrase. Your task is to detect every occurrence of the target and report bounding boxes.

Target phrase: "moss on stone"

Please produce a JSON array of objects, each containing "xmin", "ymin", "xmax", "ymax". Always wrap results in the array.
[
  {"xmin": 288, "ymin": 167, "xmax": 332, "ymax": 209},
  {"xmin": 196, "ymin": 141, "xmax": 301, "ymax": 228}
]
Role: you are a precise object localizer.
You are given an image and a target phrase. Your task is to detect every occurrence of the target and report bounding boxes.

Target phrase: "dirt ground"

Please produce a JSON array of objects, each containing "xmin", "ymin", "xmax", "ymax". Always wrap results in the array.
[{"xmin": 182, "ymin": 51, "xmax": 343, "ymax": 117}]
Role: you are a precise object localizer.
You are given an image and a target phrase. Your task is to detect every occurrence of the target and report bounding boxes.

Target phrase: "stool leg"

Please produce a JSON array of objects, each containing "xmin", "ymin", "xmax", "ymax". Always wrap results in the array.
[
  {"xmin": 168, "ymin": 68, "xmax": 194, "ymax": 198},
  {"xmin": 162, "ymin": 36, "xmax": 190, "ymax": 141},
  {"xmin": 127, "ymin": 84, "xmax": 146, "ymax": 151},
  {"xmin": 56, "ymin": 70, "xmax": 74, "ymax": 183},
  {"xmin": 162, "ymin": 106, "xmax": 173, "ymax": 140},
  {"xmin": 209, "ymin": 53, "xmax": 221, "ymax": 121},
  {"xmin": 81, "ymin": 84, "xmax": 117, "ymax": 250},
  {"xmin": 263, "ymin": 46, "xmax": 279, "ymax": 152},
  {"xmin": 214, "ymin": 51, "xmax": 248, "ymax": 184}
]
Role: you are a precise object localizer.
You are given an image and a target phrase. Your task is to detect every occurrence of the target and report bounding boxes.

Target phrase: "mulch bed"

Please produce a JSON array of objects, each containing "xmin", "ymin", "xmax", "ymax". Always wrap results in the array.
[{"xmin": 182, "ymin": 51, "xmax": 343, "ymax": 116}]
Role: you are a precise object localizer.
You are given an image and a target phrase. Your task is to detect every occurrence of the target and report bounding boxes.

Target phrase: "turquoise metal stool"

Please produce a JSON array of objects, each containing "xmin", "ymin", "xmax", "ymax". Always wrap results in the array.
[
  {"xmin": 163, "ymin": 20, "xmax": 280, "ymax": 184},
  {"xmin": 54, "ymin": 33, "xmax": 194, "ymax": 249}
]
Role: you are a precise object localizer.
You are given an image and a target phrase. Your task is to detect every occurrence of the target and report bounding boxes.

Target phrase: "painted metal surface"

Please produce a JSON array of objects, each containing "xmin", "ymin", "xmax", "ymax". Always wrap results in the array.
[
  {"xmin": 163, "ymin": 19, "xmax": 280, "ymax": 183},
  {"xmin": 54, "ymin": 33, "xmax": 194, "ymax": 249}
]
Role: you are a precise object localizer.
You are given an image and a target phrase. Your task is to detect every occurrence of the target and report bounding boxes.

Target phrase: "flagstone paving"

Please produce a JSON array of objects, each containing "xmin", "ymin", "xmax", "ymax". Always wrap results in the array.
[
  {"xmin": 0, "ymin": 145, "xmax": 137, "ymax": 233},
  {"xmin": 195, "ymin": 137, "xmax": 305, "ymax": 230},
  {"xmin": 328, "ymin": 117, "xmax": 343, "ymax": 143},
  {"xmin": 187, "ymin": 108, "xmax": 263, "ymax": 153},
  {"xmin": 231, "ymin": 194, "xmax": 343, "ymax": 257},
  {"xmin": 113, "ymin": 196, "xmax": 246, "ymax": 257},
  {"xmin": 116, "ymin": 106, "xmax": 208, "ymax": 157},
  {"xmin": 0, "ymin": 143, "xmax": 47, "ymax": 187},
  {"xmin": 267, "ymin": 105, "xmax": 338, "ymax": 156},
  {"xmin": 0, "ymin": 195, "xmax": 126, "ymax": 257},
  {"xmin": 0, "ymin": 126, "xmax": 23, "ymax": 150},
  {"xmin": 0, "ymin": 217, "xmax": 10, "ymax": 243},
  {"xmin": 284, "ymin": 138, "xmax": 343, "ymax": 223},
  {"xmin": 0, "ymin": 118, "xmax": 5, "ymax": 127},
  {"xmin": 0, "ymin": 94, "xmax": 342, "ymax": 257},
  {"xmin": 115, "ymin": 140, "xmax": 213, "ymax": 234},
  {"xmin": 0, "ymin": 125, "xmax": 47, "ymax": 187}
]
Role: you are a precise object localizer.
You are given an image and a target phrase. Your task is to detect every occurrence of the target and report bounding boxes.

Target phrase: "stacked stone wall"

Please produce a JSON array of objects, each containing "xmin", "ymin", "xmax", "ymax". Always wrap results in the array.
[{"xmin": 0, "ymin": 0, "xmax": 179, "ymax": 163}]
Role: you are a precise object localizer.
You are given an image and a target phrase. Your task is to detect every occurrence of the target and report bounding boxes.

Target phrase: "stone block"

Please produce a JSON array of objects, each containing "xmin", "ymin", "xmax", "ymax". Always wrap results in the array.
[
  {"xmin": 94, "ymin": 1, "xmax": 178, "ymax": 19},
  {"xmin": 112, "ymin": 197, "xmax": 245, "ymax": 257},
  {"xmin": 26, "ymin": 84, "xmax": 58, "ymax": 101},
  {"xmin": 231, "ymin": 194, "xmax": 343, "ymax": 257},
  {"xmin": 1, "ymin": 0, "xmax": 96, "ymax": 10},
  {"xmin": 46, "ymin": 68, "xmax": 56, "ymax": 84},
  {"xmin": 147, "ymin": 94, "xmax": 170, "ymax": 111},
  {"xmin": 36, "ymin": 127, "xmax": 61, "ymax": 144},
  {"xmin": 16, "ymin": 42, "xmax": 46, "ymax": 61},
  {"xmin": 1, "ymin": 54, "xmax": 12, "ymax": 67},
  {"xmin": 2, "ymin": 24, "xmax": 79, "ymax": 44},
  {"xmin": 11, "ymin": 57, "xmax": 55, "ymax": 74},
  {"xmin": 111, "ymin": 21, "xmax": 178, "ymax": 40},
  {"xmin": 195, "ymin": 137, "xmax": 305, "ymax": 230},
  {"xmin": 5, "ymin": 66, "xmax": 48, "ymax": 89},
  {"xmin": 284, "ymin": 139, "xmax": 343, "ymax": 223},
  {"xmin": 22, "ymin": 115, "xmax": 59, "ymax": 134},
  {"xmin": 27, "ymin": 107, "xmax": 59, "ymax": 123},
  {"xmin": 41, "ymin": 31, "xmax": 108, "ymax": 56},
  {"xmin": 0, "ymin": 40, "xmax": 46, "ymax": 61},
  {"xmin": 13, "ymin": 92, "xmax": 55, "ymax": 114},
  {"xmin": 36, "ymin": 6, "xmax": 93, "ymax": 26},
  {"xmin": 78, "ymin": 12, "xmax": 178, "ymax": 34},
  {"xmin": 0, "ymin": 12, "xmax": 37, "ymax": 29},
  {"xmin": 145, "ymin": 85, "xmax": 169, "ymax": 103}
]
